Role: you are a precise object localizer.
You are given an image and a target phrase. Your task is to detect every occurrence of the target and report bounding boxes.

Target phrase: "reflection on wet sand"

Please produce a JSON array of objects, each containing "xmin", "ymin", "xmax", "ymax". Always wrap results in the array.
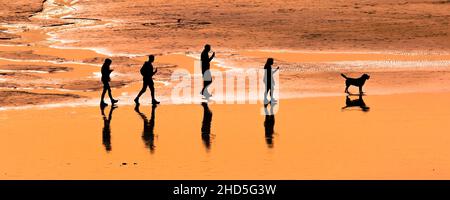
[
  {"xmin": 2, "ymin": 94, "xmax": 450, "ymax": 179},
  {"xmin": 134, "ymin": 104, "xmax": 158, "ymax": 154},
  {"xmin": 100, "ymin": 105, "xmax": 117, "ymax": 152},
  {"xmin": 342, "ymin": 94, "xmax": 370, "ymax": 112},
  {"xmin": 264, "ymin": 104, "xmax": 276, "ymax": 148},
  {"xmin": 201, "ymin": 102, "xmax": 213, "ymax": 151}
]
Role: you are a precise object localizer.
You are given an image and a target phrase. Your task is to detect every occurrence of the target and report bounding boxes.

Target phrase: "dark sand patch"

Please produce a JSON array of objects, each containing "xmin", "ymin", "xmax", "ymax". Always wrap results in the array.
[
  {"xmin": 0, "ymin": 90, "xmax": 82, "ymax": 107},
  {"xmin": 0, "ymin": 32, "xmax": 20, "ymax": 40},
  {"xmin": 0, "ymin": 64, "xmax": 72, "ymax": 73},
  {"xmin": 82, "ymin": 56, "xmax": 142, "ymax": 66},
  {"xmin": 0, "ymin": 72, "xmax": 42, "ymax": 80},
  {"xmin": 0, "ymin": 0, "xmax": 43, "ymax": 23},
  {"xmin": 43, "ymin": 22, "xmax": 76, "ymax": 28},
  {"xmin": 0, "ymin": 82, "xmax": 20, "ymax": 89},
  {"xmin": 60, "ymin": 80, "xmax": 129, "ymax": 91},
  {"xmin": 0, "ymin": 50, "xmax": 62, "ymax": 61}
]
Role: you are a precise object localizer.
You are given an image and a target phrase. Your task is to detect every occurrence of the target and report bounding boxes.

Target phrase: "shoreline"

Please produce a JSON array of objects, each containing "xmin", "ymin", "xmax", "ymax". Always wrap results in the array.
[{"xmin": 0, "ymin": 90, "xmax": 447, "ymax": 111}]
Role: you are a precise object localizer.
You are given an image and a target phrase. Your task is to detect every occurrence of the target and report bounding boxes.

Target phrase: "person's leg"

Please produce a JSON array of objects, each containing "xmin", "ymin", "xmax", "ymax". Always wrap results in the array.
[
  {"xmin": 202, "ymin": 70, "xmax": 212, "ymax": 96},
  {"xmin": 102, "ymin": 82, "xmax": 117, "ymax": 104},
  {"xmin": 149, "ymin": 82, "xmax": 155, "ymax": 99},
  {"xmin": 107, "ymin": 87, "xmax": 118, "ymax": 104},
  {"xmin": 204, "ymin": 81, "xmax": 212, "ymax": 96},
  {"xmin": 201, "ymin": 80, "xmax": 206, "ymax": 95},
  {"xmin": 264, "ymin": 86, "xmax": 269, "ymax": 105},
  {"xmin": 150, "ymin": 82, "xmax": 159, "ymax": 104},
  {"xmin": 135, "ymin": 82, "xmax": 147, "ymax": 103},
  {"xmin": 101, "ymin": 86, "xmax": 107, "ymax": 105},
  {"xmin": 108, "ymin": 87, "xmax": 113, "ymax": 100},
  {"xmin": 270, "ymin": 85, "xmax": 276, "ymax": 102}
]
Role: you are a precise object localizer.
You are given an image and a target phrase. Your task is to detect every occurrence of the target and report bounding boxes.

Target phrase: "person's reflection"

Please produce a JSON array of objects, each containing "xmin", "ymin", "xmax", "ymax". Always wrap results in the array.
[
  {"xmin": 264, "ymin": 104, "xmax": 275, "ymax": 148},
  {"xmin": 342, "ymin": 94, "xmax": 370, "ymax": 112},
  {"xmin": 134, "ymin": 104, "xmax": 157, "ymax": 154},
  {"xmin": 100, "ymin": 105, "xmax": 117, "ymax": 152},
  {"xmin": 201, "ymin": 102, "xmax": 213, "ymax": 151}
]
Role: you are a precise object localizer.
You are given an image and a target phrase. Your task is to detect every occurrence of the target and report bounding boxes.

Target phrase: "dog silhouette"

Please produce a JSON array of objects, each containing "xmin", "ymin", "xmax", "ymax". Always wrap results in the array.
[{"xmin": 341, "ymin": 73, "xmax": 370, "ymax": 94}]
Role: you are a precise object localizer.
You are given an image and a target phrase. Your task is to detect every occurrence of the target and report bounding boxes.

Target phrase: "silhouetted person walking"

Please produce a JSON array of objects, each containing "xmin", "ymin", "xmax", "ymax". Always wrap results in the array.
[
  {"xmin": 100, "ymin": 105, "xmax": 116, "ymax": 152},
  {"xmin": 134, "ymin": 55, "xmax": 160, "ymax": 105},
  {"xmin": 263, "ymin": 58, "xmax": 279, "ymax": 106},
  {"xmin": 134, "ymin": 104, "xmax": 157, "ymax": 153},
  {"xmin": 200, "ymin": 44, "xmax": 215, "ymax": 98},
  {"xmin": 100, "ymin": 58, "xmax": 118, "ymax": 106},
  {"xmin": 264, "ymin": 105, "xmax": 275, "ymax": 148},
  {"xmin": 201, "ymin": 102, "xmax": 213, "ymax": 150}
]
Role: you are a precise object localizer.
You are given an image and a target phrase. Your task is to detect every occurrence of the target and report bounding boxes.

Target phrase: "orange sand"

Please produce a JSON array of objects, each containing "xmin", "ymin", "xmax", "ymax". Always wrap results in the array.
[{"xmin": 1, "ymin": 0, "xmax": 450, "ymax": 180}]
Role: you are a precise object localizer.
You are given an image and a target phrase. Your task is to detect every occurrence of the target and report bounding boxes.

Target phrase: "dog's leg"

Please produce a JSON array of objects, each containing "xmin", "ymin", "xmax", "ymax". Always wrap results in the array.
[
  {"xmin": 345, "ymin": 85, "xmax": 349, "ymax": 93},
  {"xmin": 359, "ymin": 86, "xmax": 363, "ymax": 94}
]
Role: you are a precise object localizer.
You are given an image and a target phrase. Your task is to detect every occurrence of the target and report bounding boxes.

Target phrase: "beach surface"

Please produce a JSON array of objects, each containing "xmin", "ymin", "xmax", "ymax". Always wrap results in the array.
[{"xmin": 0, "ymin": 0, "xmax": 450, "ymax": 179}]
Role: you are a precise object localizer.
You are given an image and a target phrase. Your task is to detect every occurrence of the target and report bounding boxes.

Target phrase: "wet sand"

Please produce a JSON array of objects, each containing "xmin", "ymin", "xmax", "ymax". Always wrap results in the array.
[
  {"xmin": 1, "ymin": 93, "xmax": 450, "ymax": 179},
  {"xmin": 0, "ymin": 0, "xmax": 450, "ymax": 180},
  {"xmin": 48, "ymin": 0, "xmax": 450, "ymax": 54}
]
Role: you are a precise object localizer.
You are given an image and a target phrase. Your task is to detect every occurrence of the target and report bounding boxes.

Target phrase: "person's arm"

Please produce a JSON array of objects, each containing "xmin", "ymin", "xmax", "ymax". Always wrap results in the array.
[
  {"xmin": 272, "ymin": 67, "xmax": 280, "ymax": 74},
  {"xmin": 209, "ymin": 52, "xmax": 215, "ymax": 62},
  {"xmin": 153, "ymin": 68, "xmax": 158, "ymax": 75}
]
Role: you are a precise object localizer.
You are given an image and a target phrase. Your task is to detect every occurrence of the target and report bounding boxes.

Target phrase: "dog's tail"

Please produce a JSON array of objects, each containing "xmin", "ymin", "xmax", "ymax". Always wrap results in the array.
[{"xmin": 341, "ymin": 73, "xmax": 348, "ymax": 79}]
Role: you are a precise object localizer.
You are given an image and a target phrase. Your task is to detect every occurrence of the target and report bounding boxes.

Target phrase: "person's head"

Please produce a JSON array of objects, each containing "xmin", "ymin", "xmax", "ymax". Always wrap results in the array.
[
  {"xmin": 204, "ymin": 44, "xmax": 211, "ymax": 52},
  {"xmin": 265, "ymin": 58, "xmax": 274, "ymax": 68},
  {"xmin": 103, "ymin": 58, "xmax": 112, "ymax": 68},
  {"xmin": 148, "ymin": 55, "xmax": 155, "ymax": 63}
]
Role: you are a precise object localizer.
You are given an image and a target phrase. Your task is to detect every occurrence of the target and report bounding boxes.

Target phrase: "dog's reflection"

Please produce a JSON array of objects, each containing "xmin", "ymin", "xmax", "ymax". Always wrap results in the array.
[{"xmin": 342, "ymin": 94, "xmax": 370, "ymax": 112}]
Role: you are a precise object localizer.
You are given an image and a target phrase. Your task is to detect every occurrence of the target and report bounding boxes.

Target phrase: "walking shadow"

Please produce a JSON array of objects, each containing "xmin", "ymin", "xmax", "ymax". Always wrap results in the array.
[
  {"xmin": 264, "ymin": 104, "xmax": 276, "ymax": 148},
  {"xmin": 134, "ymin": 104, "xmax": 158, "ymax": 153},
  {"xmin": 342, "ymin": 94, "xmax": 370, "ymax": 112},
  {"xmin": 100, "ymin": 105, "xmax": 117, "ymax": 152},
  {"xmin": 201, "ymin": 102, "xmax": 213, "ymax": 151}
]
